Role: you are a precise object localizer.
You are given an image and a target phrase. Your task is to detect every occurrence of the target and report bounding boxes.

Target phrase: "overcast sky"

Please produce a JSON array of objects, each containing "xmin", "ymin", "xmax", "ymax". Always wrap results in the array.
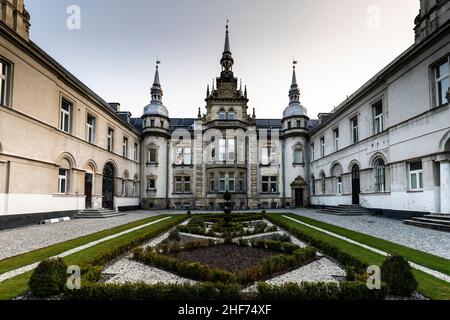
[{"xmin": 27, "ymin": 0, "xmax": 420, "ymax": 119}]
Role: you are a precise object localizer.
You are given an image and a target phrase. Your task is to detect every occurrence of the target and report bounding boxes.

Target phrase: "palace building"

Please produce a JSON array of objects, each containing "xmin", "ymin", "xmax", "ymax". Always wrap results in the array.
[{"xmin": 0, "ymin": 0, "xmax": 449, "ymax": 229}]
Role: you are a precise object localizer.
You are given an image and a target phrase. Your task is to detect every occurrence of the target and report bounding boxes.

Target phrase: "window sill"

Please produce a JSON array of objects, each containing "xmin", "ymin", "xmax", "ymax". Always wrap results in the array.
[
  {"xmin": 172, "ymin": 193, "xmax": 194, "ymax": 196},
  {"xmin": 260, "ymin": 192, "xmax": 280, "ymax": 195},
  {"xmin": 146, "ymin": 162, "xmax": 159, "ymax": 167},
  {"xmin": 172, "ymin": 164, "xmax": 194, "ymax": 168},
  {"xmin": 146, "ymin": 189, "xmax": 157, "ymax": 192},
  {"xmin": 292, "ymin": 163, "xmax": 305, "ymax": 166},
  {"xmin": 407, "ymin": 190, "xmax": 424, "ymax": 193},
  {"xmin": 52, "ymin": 193, "xmax": 80, "ymax": 198}
]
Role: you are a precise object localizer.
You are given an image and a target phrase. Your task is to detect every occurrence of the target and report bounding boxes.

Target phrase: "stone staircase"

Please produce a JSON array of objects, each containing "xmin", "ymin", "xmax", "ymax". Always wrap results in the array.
[
  {"xmin": 75, "ymin": 209, "xmax": 126, "ymax": 219},
  {"xmin": 318, "ymin": 205, "xmax": 372, "ymax": 216},
  {"xmin": 404, "ymin": 214, "xmax": 450, "ymax": 232}
]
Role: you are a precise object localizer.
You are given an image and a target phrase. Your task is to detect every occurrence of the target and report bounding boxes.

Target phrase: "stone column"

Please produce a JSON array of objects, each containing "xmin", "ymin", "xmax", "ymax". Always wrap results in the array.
[{"xmin": 440, "ymin": 160, "xmax": 450, "ymax": 214}]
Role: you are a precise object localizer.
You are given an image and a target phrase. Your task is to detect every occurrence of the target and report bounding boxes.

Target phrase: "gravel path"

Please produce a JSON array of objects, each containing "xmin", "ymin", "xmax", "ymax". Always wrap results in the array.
[
  {"xmin": 0, "ymin": 211, "xmax": 161, "ymax": 260},
  {"xmin": 104, "ymin": 259, "xmax": 195, "ymax": 285},
  {"xmin": 272, "ymin": 209, "xmax": 450, "ymax": 260}
]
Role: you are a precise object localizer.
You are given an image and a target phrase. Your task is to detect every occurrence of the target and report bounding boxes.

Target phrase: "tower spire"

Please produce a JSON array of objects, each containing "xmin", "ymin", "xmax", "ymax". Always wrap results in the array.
[
  {"xmin": 151, "ymin": 61, "xmax": 163, "ymax": 104},
  {"xmin": 220, "ymin": 20, "xmax": 234, "ymax": 77},
  {"xmin": 289, "ymin": 60, "xmax": 300, "ymax": 104}
]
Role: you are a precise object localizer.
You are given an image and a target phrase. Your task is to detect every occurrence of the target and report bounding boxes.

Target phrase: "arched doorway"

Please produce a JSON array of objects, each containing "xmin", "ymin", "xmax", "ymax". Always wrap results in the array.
[
  {"xmin": 291, "ymin": 176, "xmax": 308, "ymax": 208},
  {"xmin": 351, "ymin": 164, "xmax": 360, "ymax": 205},
  {"xmin": 102, "ymin": 163, "xmax": 115, "ymax": 210}
]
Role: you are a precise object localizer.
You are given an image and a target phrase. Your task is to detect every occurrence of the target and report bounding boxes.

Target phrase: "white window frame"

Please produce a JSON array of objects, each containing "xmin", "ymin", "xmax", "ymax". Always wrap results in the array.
[
  {"xmin": 333, "ymin": 128, "xmax": 339, "ymax": 152},
  {"xmin": 0, "ymin": 59, "xmax": 11, "ymax": 107},
  {"xmin": 228, "ymin": 173, "xmax": 235, "ymax": 192},
  {"xmin": 435, "ymin": 58, "xmax": 449, "ymax": 106},
  {"xmin": 58, "ymin": 168, "xmax": 68, "ymax": 194},
  {"xmin": 219, "ymin": 173, "xmax": 226, "ymax": 192},
  {"xmin": 174, "ymin": 146, "xmax": 191, "ymax": 165},
  {"xmin": 227, "ymin": 139, "xmax": 235, "ymax": 162},
  {"xmin": 60, "ymin": 98, "xmax": 72, "ymax": 133},
  {"xmin": 351, "ymin": 117, "xmax": 359, "ymax": 144},
  {"xmin": 320, "ymin": 137, "xmax": 325, "ymax": 158},
  {"xmin": 409, "ymin": 161, "xmax": 424, "ymax": 191},
  {"xmin": 86, "ymin": 114, "xmax": 95, "ymax": 144},
  {"xmin": 294, "ymin": 145, "xmax": 303, "ymax": 164},
  {"xmin": 337, "ymin": 177, "xmax": 343, "ymax": 195},
  {"xmin": 123, "ymin": 137, "xmax": 129, "ymax": 158},
  {"xmin": 373, "ymin": 101, "xmax": 384, "ymax": 135},
  {"xmin": 107, "ymin": 128, "xmax": 114, "ymax": 152}
]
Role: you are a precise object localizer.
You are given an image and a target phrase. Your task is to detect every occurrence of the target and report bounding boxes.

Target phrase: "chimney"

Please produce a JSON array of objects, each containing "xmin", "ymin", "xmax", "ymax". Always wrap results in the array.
[{"xmin": 0, "ymin": 0, "xmax": 31, "ymax": 41}]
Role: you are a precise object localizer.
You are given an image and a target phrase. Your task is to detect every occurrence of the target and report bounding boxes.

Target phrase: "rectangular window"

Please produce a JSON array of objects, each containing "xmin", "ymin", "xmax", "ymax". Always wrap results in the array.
[
  {"xmin": 134, "ymin": 143, "xmax": 138, "ymax": 161},
  {"xmin": 150, "ymin": 119, "xmax": 155, "ymax": 127},
  {"xmin": 174, "ymin": 147, "xmax": 191, "ymax": 165},
  {"xmin": 239, "ymin": 173, "xmax": 244, "ymax": 192},
  {"xmin": 261, "ymin": 146, "xmax": 277, "ymax": 165},
  {"xmin": 60, "ymin": 99, "xmax": 72, "ymax": 133},
  {"xmin": 219, "ymin": 139, "xmax": 226, "ymax": 161},
  {"xmin": 373, "ymin": 101, "xmax": 384, "ymax": 135},
  {"xmin": 174, "ymin": 176, "xmax": 191, "ymax": 194},
  {"xmin": 227, "ymin": 139, "xmax": 235, "ymax": 162},
  {"xmin": 210, "ymin": 175, "xmax": 215, "ymax": 192},
  {"xmin": 219, "ymin": 173, "xmax": 226, "ymax": 192},
  {"xmin": 107, "ymin": 128, "xmax": 114, "ymax": 152},
  {"xmin": 409, "ymin": 161, "xmax": 423, "ymax": 191},
  {"xmin": 333, "ymin": 128, "xmax": 339, "ymax": 152},
  {"xmin": 123, "ymin": 137, "xmax": 128, "ymax": 158},
  {"xmin": 228, "ymin": 173, "xmax": 235, "ymax": 192},
  {"xmin": 184, "ymin": 176, "xmax": 191, "ymax": 193},
  {"xmin": 86, "ymin": 114, "xmax": 95, "ymax": 143},
  {"xmin": 262, "ymin": 176, "xmax": 277, "ymax": 193},
  {"xmin": 287, "ymin": 121, "xmax": 291, "ymax": 129},
  {"xmin": 219, "ymin": 111, "xmax": 226, "ymax": 120},
  {"xmin": 0, "ymin": 59, "xmax": 11, "ymax": 106},
  {"xmin": 147, "ymin": 177, "xmax": 156, "ymax": 190},
  {"xmin": 297, "ymin": 120, "xmax": 301, "ymax": 128},
  {"xmin": 351, "ymin": 117, "xmax": 359, "ymax": 144},
  {"xmin": 337, "ymin": 177, "xmax": 343, "ymax": 195},
  {"xmin": 148, "ymin": 148, "xmax": 157, "ymax": 163},
  {"xmin": 122, "ymin": 180, "xmax": 126, "ymax": 196},
  {"xmin": 132, "ymin": 182, "xmax": 137, "ymax": 197},
  {"xmin": 310, "ymin": 143, "xmax": 315, "ymax": 161},
  {"xmin": 58, "ymin": 169, "xmax": 68, "ymax": 194},
  {"xmin": 175, "ymin": 176, "xmax": 183, "ymax": 193},
  {"xmin": 238, "ymin": 140, "xmax": 245, "ymax": 163},
  {"xmin": 435, "ymin": 59, "xmax": 449, "ymax": 106},
  {"xmin": 320, "ymin": 137, "xmax": 325, "ymax": 158}
]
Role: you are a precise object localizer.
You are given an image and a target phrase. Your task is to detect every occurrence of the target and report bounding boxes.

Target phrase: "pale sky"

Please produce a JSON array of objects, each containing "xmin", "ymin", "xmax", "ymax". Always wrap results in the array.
[{"xmin": 27, "ymin": 0, "xmax": 420, "ymax": 119}]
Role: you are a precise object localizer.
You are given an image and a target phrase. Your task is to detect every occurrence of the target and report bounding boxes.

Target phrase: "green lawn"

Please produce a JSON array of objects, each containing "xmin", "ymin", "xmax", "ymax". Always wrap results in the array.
[
  {"xmin": 267, "ymin": 213, "xmax": 450, "ymax": 300},
  {"xmin": 0, "ymin": 215, "xmax": 174, "ymax": 275},
  {"xmin": 0, "ymin": 215, "xmax": 185, "ymax": 300},
  {"xmin": 279, "ymin": 213, "xmax": 450, "ymax": 276}
]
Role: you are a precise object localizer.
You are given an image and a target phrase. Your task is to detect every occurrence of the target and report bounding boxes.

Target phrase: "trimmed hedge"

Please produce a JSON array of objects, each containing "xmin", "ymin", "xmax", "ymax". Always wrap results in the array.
[
  {"xmin": 29, "ymin": 258, "xmax": 68, "ymax": 298},
  {"xmin": 264, "ymin": 214, "xmax": 368, "ymax": 273},
  {"xmin": 381, "ymin": 254, "xmax": 418, "ymax": 296},
  {"xmin": 65, "ymin": 282, "xmax": 241, "ymax": 300},
  {"xmin": 257, "ymin": 281, "xmax": 388, "ymax": 300}
]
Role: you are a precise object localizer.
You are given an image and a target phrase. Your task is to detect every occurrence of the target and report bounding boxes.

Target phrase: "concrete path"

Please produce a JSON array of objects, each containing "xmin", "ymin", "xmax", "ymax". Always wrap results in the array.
[
  {"xmin": 282, "ymin": 215, "xmax": 450, "ymax": 284},
  {"xmin": 0, "ymin": 217, "xmax": 172, "ymax": 283}
]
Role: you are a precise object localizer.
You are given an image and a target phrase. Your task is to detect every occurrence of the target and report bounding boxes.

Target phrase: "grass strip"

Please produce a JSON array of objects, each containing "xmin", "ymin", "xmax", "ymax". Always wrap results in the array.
[{"xmin": 267, "ymin": 213, "xmax": 450, "ymax": 300}]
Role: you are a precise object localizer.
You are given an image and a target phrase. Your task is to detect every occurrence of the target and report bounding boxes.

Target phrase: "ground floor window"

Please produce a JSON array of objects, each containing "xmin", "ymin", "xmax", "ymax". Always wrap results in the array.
[
  {"xmin": 375, "ymin": 159, "xmax": 386, "ymax": 192},
  {"xmin": 58, "ymin": 169, "xmax": 68, "ymax": 194},
  {"xmin": 409, "ymin": 161, "xmax": 423, "ymax": 191},
  {"xmin": 147, "ymin": 176, "xmax": 156, "ymax": 190},
  {"xmin": 337, "ymin": 177, "xmax": 343, "ymax": 195},
  {"xmin": 262, "ymin": 176, "xmax": 278, "ymax": 193},
  {"xmin": 175, "ymin": 176, "xmax": 191, "ymax": 194}
]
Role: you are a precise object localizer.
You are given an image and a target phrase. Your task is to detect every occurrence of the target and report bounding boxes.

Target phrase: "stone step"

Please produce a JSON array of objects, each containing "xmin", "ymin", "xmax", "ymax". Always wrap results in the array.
[
  {"xmin": 423, "ymin": 215, "xmax": 450, "ymax": 221},
  {"xmin": 75, "ymin": 209, "xmax": 126, "ymax": 219},
  {"xmin": 318, "ymin": 210, "xmax": 370, "ymax": 216},
  {"xmin": 404, "ymin": 220, "xmax": 450, "ymax": 232},
  {"xmin": 412, "ymin": 217, "xmax": 450, "ymax": 226}
]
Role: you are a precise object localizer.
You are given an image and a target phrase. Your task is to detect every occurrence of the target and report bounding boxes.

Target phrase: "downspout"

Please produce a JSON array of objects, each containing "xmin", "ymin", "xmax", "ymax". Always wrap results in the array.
[
  {"xmin": 165, "ymin": 140, "xmax": 170, "ymax": 209},
  {"xmin": 282, "ymin": 139, "xmax": 286, "ymax": 208}
]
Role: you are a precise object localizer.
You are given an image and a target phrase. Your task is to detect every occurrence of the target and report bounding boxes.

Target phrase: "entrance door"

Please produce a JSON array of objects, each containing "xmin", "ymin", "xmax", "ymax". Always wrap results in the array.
[
  {"xmin": 295, "ymin": 188, "xmax": 304, "ymax": 207},
  {"xmin": 102, "ymin": 163, "xmax": 115, "ymax": 210},
  {"xmin": 85, "ymin": 173, "xmax": 93, "ymax": 209},
  {"xmin": 351, "ymin": 164, "xmax": 360, "ymax": 205}
]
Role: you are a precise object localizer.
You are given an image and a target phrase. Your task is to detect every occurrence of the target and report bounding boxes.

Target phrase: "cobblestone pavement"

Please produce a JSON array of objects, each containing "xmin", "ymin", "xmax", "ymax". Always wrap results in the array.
[
  {"xmin": 272, "ymin": 209, "xmax": 450, "ymax": 260},
  {"xmin": 0, "ymin": 211, "xmax": 164, "ymax": 260}
]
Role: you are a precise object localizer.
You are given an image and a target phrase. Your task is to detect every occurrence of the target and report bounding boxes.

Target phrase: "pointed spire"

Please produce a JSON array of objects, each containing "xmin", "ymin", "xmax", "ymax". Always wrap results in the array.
[
  {"xmin": 289, "ymin": 61, "xmax": 300, "ymax": 105},
  {"xmin": 150, "ymin": 61, "xmax": 163, "ymax": 104},
  {"xmin": 198, "ymin": 107, "xmax": 202, "ymax": 119},
  {"xmin": 220, "ymin": 20, "xmax": 234, "ymax": 76},
  {"xmin": 207, "ymin": 84, "xmax": 210, "ymax": 97}
]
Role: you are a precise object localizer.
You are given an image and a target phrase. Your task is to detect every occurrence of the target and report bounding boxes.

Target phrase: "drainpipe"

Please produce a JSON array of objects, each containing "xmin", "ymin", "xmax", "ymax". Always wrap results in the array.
[
  {"xmin": 165, "ymin": 140, "xmax": 170, "ymax": 209},
  {"xmin": 282, "ymin": 140, "xmax": 286, "ymax": 208}
]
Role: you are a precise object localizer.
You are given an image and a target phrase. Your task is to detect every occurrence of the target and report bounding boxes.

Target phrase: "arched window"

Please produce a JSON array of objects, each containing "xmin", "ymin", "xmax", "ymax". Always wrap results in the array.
[
  {"xmin": 147, "ymin": 144, "xmax": 158, "ymax": 164},
  {"xmin": 218, "ymin": 110, "xmax": 226, "ymax": 120},
  {"xmin": 320, "ymin": 172, "xmax": 326, "ymax": 195},
  {"xmin": 311, "ymin": 175, "xmax": 316, "ymax": 196},
  {"xmin": 58, "ymin": 158, "xmax": 72, "ymax": 194},
  {"xmin": 122, "ymin": 171, "xmax": 129, "ymax": 197},
  {"xmin": 228, "ymin": 110, "xmax": 236, "ymax": 120},
  {"xmin": 132, "ymin": 175, "xmax": 139, "ymax": 197},
  {"xmin": 374, "ymin": 159, "xmax": 386, "ymax": 192},
  {"xmin": 293, "ymin": 145, "xmax": 303, "ymax": 164}
]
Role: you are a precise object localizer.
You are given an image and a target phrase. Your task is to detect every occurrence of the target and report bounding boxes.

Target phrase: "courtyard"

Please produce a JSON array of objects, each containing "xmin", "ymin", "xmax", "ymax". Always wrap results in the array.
[{"xmin": 0, "ymin": 209, "xmax": 449, "ymax": 300}]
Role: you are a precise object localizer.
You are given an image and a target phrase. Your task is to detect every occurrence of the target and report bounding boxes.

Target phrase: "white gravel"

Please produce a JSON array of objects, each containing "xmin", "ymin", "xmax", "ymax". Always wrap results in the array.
[
  {"xmin": 104, "ymin": 259, "xmax": 195, "ymax": 285},
  {"xmin": 271, "ymin": 209, "xmax": 450, "ymax": 260},
  {"xmin": 0, "ymin": 211, "xmax": 162, "ymax": 261}
]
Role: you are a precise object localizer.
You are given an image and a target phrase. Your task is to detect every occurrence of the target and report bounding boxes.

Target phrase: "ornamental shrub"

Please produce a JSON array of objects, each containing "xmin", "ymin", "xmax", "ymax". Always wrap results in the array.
[
  {"xmin": 381, "ymin": 254, "xmax": 417, "ymax": 297},
  {"xmin": 29, "ymin": 258, "xmax": 68, "ymax": 298}
]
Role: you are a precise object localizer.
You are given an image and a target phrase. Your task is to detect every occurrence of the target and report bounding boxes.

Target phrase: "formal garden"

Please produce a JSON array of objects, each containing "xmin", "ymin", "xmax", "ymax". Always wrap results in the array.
[{"xmin": 1, "ymin": 194, "xmax": 450, "ymax": 300}]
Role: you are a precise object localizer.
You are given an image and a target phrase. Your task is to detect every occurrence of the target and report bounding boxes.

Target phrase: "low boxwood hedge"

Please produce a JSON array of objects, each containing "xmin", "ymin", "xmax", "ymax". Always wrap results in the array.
[
  {"xmin": 257, "ymin": 281, "xmax": 388, "ymax": 300},
  {"xmin": 64, "ymin": 282, "xmax": 242, "ymax": 300}
]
